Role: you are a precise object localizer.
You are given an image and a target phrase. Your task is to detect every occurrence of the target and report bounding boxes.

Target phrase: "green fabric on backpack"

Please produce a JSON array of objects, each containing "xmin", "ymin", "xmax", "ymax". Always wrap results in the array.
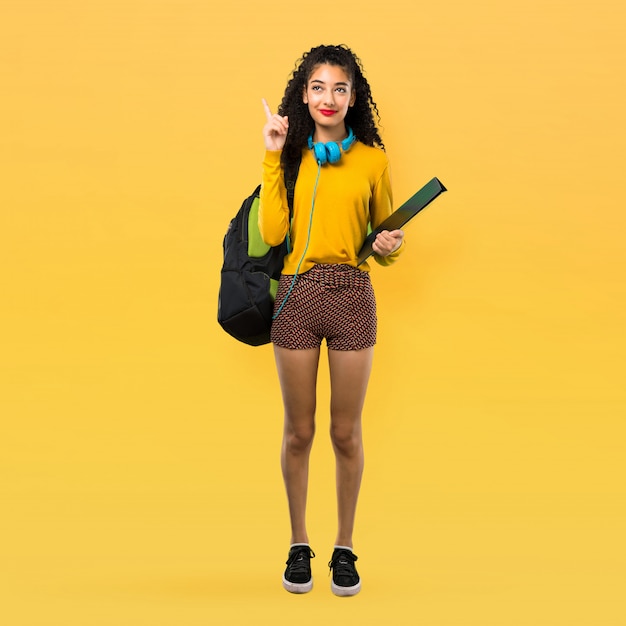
[
  {"xmin": 247, "ymin": 195, "xmax": 271, "ymax": 258},
  {"xmin": 247, "ymin": 194, "xmax": 287, "ymax": 301}
]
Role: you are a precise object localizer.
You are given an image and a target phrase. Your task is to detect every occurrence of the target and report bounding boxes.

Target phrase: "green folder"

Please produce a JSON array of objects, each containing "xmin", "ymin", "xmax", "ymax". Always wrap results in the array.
[{"xmin": 357, "ymin": 177, "xmax": 447, "ymax": 265}]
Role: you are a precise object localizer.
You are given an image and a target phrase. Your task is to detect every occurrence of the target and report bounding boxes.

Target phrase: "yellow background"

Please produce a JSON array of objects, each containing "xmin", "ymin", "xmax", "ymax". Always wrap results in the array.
[{"xmin": 1, "ymin": 1, "xmax": 624, "ymax": 624}]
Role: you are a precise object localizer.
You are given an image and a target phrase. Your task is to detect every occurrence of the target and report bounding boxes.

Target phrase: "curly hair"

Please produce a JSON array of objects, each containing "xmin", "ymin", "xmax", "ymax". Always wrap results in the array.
[{"xmin": 278, "ymin": 44, "xmax": 384, "ymax": 174}]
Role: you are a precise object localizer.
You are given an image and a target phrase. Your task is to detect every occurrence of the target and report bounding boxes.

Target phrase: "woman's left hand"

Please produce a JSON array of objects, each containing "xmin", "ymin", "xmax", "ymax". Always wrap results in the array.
[{"xmin": 372, "ymin": 229, "xmax": 404, "ymax": 256}]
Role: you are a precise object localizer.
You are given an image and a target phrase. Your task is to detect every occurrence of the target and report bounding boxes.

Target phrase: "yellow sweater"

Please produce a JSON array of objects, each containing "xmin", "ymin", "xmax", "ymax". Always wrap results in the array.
[{"xmin": 258, "ymin": 142, "xmax": 404, "ymax": 275}]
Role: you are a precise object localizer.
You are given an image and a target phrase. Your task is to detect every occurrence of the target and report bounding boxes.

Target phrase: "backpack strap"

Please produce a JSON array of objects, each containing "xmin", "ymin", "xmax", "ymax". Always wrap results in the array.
[{"xmin": 284, "ymin": 155, "xmax": 301, "ymax": 217}]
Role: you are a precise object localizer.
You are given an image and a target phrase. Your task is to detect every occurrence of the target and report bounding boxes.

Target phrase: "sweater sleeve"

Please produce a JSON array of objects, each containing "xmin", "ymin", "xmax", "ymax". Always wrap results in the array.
[
  {"xmin": 258, "ymin": 150, "xmax": 290, "ymax": 247},
  {"xmin": 369, "ymin": 163, "xmax": 405, "ymax": 266}
]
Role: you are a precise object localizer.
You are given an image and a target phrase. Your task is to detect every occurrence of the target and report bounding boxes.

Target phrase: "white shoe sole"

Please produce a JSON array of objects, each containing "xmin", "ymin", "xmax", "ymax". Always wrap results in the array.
[
  {"xmin": 331, "ymin": 580, "xmax": 361, "ymax": 596},
  {"xmin": 282, "ymin": 575, "xmax": 313, "ymax": 594}
]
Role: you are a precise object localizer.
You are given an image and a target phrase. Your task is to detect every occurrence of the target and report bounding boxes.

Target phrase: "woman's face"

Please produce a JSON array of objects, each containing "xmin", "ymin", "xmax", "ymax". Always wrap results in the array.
[{"xmin": 303, "ymin": 63, "xmax": 356, "ymax": 135}]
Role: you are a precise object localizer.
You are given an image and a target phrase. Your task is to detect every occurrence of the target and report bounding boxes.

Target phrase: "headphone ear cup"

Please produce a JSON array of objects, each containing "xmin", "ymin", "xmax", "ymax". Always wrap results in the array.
[
  {"xmin": 325, "ymin": 142, "xmax": 341, "ymax": 164},
  {"xmin": 308, "ymin": 127, "xmax": 354, "ymax": 165},
  {"xmin": 313, "ymin": 142, "xmax": 328, "ymax": 165}
]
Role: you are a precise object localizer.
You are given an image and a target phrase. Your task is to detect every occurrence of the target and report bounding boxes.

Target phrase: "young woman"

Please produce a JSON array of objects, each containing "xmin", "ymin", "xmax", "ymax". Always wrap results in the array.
[{"xmin": 259, "ymin": 44, "xmax": 404, "ymax": 597}]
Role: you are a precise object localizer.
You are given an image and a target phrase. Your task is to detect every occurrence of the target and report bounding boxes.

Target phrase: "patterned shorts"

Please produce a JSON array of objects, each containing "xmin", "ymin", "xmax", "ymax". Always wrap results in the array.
[{"xmin": 271, "ymin": 264, "xmax": 377, "ymax": 351}]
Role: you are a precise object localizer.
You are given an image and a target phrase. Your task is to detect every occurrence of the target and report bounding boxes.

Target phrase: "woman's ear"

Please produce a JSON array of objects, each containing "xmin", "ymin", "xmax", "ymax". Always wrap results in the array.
[
  {"xmin": 349, "ymin": 91, "xmax": 356, "ymax": 107},
  {"xmin": 302, "ymin": 85, "xmax": 308, "ymax": 104}
]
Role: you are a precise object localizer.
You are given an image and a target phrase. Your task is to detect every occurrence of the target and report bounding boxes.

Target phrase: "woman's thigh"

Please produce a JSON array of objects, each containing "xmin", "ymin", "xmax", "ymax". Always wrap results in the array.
[
  {"xmin": 328, "ymin": 347, "xmax": 374, "ymax": 427},
  {"xmin": 274, "ymin": 346, "xmax": 321, "ymax": 430}
]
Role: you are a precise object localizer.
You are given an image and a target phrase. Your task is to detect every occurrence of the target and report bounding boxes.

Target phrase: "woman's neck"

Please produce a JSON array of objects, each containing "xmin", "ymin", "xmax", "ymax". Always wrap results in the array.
[{"xmin": 313, "ymin": 124, "xmax": 348, "ymax": 144}]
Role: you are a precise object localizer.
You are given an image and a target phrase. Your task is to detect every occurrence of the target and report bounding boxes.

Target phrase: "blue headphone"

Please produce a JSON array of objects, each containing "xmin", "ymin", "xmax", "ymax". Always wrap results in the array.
[{"xmin": 307, "ymin": 126, "xmax": 356, "ymax": 165}]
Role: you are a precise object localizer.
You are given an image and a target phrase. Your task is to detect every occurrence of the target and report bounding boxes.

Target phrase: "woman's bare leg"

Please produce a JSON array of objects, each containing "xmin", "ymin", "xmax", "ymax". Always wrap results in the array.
[
  {"xmin": 327, "ymin": 347, "xmax": 374, "ymax": 548},
  {"xmin": 274, "ymin": 345, "xmax": 320, "ymax": 545}
]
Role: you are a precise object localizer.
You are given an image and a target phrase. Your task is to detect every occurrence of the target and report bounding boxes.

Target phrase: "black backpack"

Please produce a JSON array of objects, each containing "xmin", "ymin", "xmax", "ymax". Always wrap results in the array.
[{"xmin": 217, "ymin": 163, "xmax": 299, "ymax": 346}]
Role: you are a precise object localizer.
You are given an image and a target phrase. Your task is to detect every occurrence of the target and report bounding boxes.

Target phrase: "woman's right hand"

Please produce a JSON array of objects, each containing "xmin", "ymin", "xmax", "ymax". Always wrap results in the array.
[{"xmin": 262, "ymin": 98, "xmax": 289, "ymax": 151}]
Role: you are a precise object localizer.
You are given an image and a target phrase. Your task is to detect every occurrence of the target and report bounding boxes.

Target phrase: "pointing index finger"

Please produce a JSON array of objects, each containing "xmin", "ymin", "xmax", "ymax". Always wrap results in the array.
[{"xmin": 262, "ymin": 98, "xmax": 273, "ymax": 121}]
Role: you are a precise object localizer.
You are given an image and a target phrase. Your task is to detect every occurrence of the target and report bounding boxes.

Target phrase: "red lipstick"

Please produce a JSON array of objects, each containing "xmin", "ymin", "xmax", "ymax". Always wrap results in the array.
[{"xmin": 320, "ymin": 110, "xmax": 337, "ymax": 116}]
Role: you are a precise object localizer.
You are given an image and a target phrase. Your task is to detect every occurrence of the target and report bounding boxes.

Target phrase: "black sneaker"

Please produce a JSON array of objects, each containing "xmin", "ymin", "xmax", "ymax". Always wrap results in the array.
[
  {"xmin": 328, "ymin": 547, "xmax": 361, "ymax": 596},
  {"xmin": 282, "ymin": 544, "xmax": 315, "ymax": 593}
]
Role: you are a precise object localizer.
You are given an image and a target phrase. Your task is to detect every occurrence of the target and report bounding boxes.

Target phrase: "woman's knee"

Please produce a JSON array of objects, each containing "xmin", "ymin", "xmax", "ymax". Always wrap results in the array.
[
  {"xmin": 283, "ymin": 420, "xmax": 315, "ymax": 453},
  {"xmin": 330, "ymin": 422, "xmax": 362, "ymax": 456}
]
